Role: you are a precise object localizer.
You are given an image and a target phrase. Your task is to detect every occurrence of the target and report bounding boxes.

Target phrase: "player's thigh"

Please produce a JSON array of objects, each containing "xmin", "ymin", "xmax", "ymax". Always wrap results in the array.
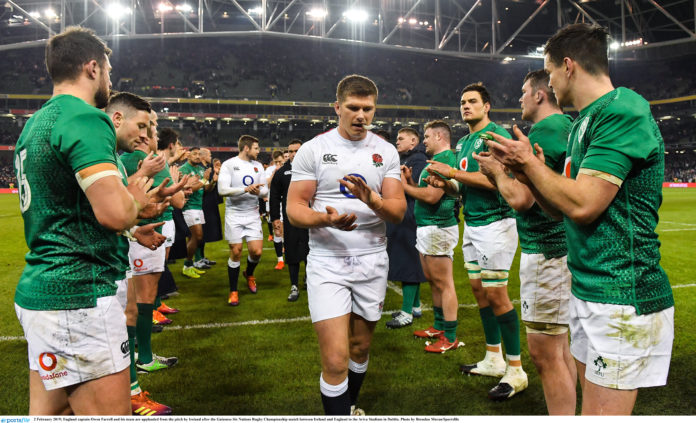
[
  {"xmin": 28, "ymin": 370, "xmax": 71, "ymax": 415},
  {"xmin": 422, "ymin": 255, "xmax": 454, "ymax": 289},
  {"xmin": 349, "ymin": 313, "xmax": 378, "ymax": 354},
  {"xmin": 314, "ymin": 314, "xmax": 351, "ymax": 373},
  {"xmin": 134, "ymin": 272, "xmax": 162, "ymax": 304},
  {"xmin": 306, "ymin": 254, "xmax": 354, "ymax": 323},
  {"xmin": 189, "ymin": 223, "xmax": 203, "ymax": 239},
  {"xmin": 581, "ymin": 381, "xmax": 637, "ymax": 415},
  {"xmin": 67, "ymin": 368, "xmax": 130, "ymax": 415}
]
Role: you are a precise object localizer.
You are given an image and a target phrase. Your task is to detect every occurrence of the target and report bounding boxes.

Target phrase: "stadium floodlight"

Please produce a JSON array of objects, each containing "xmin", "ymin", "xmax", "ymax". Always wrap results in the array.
[
  {"xmin": 408, "ymin": 18, "xmax": 417, "ymax": 25},
  {"xmin": 397, "ymin": 17, "xmax": 404, "ymax": 24},
  {"xmin": 44, "ymin": 8, "xmax": 57, "ymax": 19},
  {"xmin": 158, "ymin": 3, "xmax": 173, "ymax": 13},
  {"xmin": 176, "ymin": 4, "xmax": 193, "ymax": 13},
  {"xmin": 248, "ymin": 7, "xmax": 263, "ymax": 15},
  {"xmin": 343, "ymin": 9, "xmax": 368, "ymax": 23},
  {"xmin": 106, "ymin": 4, "xmax": 132, "ymax": 20},
  {"xmin": 28, "ymin": 11, "xmax": 40, "ymax": 19},
  {"xmin": 609, "ymin": 41, "xmax": 620, "ymax": 50},
  {"xmin": 306, "ymin": 7, "xmax": 327, "ymax": 19}
]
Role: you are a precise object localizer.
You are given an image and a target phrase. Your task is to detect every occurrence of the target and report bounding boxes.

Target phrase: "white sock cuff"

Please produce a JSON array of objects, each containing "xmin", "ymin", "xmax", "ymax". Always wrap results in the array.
[
  {"xmin": 319, "ymin": 374, "xmax": 348, "ymax": 397},
  {"xmin": 274, "ymin": 237, "xmax": 283, "ymax": 243},
  {"xmin": 348, "ymin": 358, "xmax": 369, "ymax": 374},
  {"xmin": 228, "ymin": 259, "xmax": 240, "ymax": 268},
  {"xmin": 277, "ymin": 256, "xmax": 284, "ymax": 262},
  {"xmin": 247, "ymin": 256, "xmax": 259, "ymax": 263},
  {"xmin": 506, "ymin": 354, "xmax": 521, "ymax": 362}
]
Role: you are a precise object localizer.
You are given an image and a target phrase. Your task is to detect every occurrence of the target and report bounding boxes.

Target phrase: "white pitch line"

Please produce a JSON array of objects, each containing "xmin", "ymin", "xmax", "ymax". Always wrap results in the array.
[
  {"xmin": 658, "ymin": 228, "xmax": 696, "ymax": 232},
  {"xmin": 1, "ymin": 283, "xmax": 694, "ymax": 343},
  {"xmin": 661, "ymin": 221, "xmax": 696, "ymax": 227}
]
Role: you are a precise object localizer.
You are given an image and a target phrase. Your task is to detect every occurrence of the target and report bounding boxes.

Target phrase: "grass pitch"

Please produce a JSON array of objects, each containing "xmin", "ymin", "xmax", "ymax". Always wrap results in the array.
[{"xmin": 0, "ymin": 189, "xmax": 695, "ymax": 415}]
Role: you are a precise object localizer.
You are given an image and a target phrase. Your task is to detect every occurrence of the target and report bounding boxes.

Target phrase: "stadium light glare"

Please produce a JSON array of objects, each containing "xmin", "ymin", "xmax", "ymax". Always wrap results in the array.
[
  {"xmin": 106, "ymin": 4, "xmax": 132, "ymax": 20},
  {"xmin": 44, "ymin": 8, "xmax": 57, "ymax": 19},
  {"xmin": 408, "ymin": 18, "xmax": 417, "ymax": 25},
  {"xmin": 158, "ymin": 3, "xmax": 173, "ymax": 13},
  {"xmin": 176, "ymin": 4, "xmax": 193, "ymax": 13},
  {"xmin": 28, "ymin": 11, "xmax": 40, "ymax": 19},
  {"xmin": 306, "ymin": 8, "xmax": 327, "ymax": 19},
  {"xmin": 343, "ymin": 9, "xmax": 368, "ymax": 22},
  {"xmin": 397, "ymin": 17, "xmax": 404, "ymax": 24},
  {"xmin": 609, "ymin": 41, "xmax": 620, "ymax": 50},
  {"xmin": 248, "ymin": 7, "xmax": 263, "ymax": 15}
]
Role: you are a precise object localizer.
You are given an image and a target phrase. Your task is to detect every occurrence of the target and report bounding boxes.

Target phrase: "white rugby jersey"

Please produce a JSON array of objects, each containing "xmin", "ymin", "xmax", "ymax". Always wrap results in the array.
[
  {"xmin": 291, "ymin": 128, "xmax": 401, "ymax": 256},
  {"xmin": 218, "ymin": 156, "xmax": 267, "ymax": 213}
]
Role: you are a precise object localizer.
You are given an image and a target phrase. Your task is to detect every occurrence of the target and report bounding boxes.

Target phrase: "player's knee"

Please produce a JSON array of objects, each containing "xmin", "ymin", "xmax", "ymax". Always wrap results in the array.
[
  {"xmin": 124, "ymin": 303, "xmax": 137, "ymax": 325},
  {"xmin": 322, "ymin": 353, "xmax": 349, "ymax": 377}
]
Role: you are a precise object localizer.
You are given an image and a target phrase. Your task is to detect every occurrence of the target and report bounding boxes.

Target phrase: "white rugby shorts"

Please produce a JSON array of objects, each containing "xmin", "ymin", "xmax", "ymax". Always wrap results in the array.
[
  {"xmin": 225, "ymin": 211, "xmax": 263, "ymax": 244},
  {"xmin": 519, "ymin": 253, "xmax": 571, "ymax": 330},
  {"xmin": 15, "ymin": 295, "xmax": 130, "ymax": 390},
  {"xmin": 462, "ymin": 218, "xmax": 517, "ymax": 271},
  {"xmin": 128, "ymin": 237, "xmax": 166, "ymax": 276},
  {"xmin": 306, "ymin": 251, "xmax": 388, "ymax": 323},
  {"xmin": 183, "ymin": 209, "xmax": 205, "ymax": 227},
  {"xmin": 570, "ymin": 295, "xmax": 674, "ymax": 389},
  {"xmin": 162, "ymin": 219, "xmax": 175, "ymax": 248},
  {"xmin": 415, "ymin": 225, "xmax": 459, "ymax": 259}
]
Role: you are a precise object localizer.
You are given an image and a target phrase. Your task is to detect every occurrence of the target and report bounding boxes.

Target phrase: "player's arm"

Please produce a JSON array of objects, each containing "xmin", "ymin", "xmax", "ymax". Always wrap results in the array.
[
  {"xmin": 287, "ymin": 180, "xmax": 357, "ymax": 230},
  {"xmin": 269, "ymin": 171, "xmax": 283, "ymax": 222},
  {"xmin": 426, "ymin": 160, "xmax": 496, "ymax": 191},
  {"xmin": 402, "ymin": 178, "xmax": 445, "ymax": 205},
  {"xmin": 473, "ymin": 152, "xmax": 534, "ymax": 212},
  {"xmin": 79, "ymin": 163, "xmax": 148, "ymax": 231},
  {"xmin": 216, "ymin": 162, "xmax": 246, "ymax": 197},
  {"xmin": 256, "ymin": 168, "xmax": 269, "ymax": 199},
  {"xmin": 340, "ymin": 176, "xmax": 406, "ymax": 224},
  {"xmin": 486, "ymin": 127, "xmax": 619, "ymax": 225}
]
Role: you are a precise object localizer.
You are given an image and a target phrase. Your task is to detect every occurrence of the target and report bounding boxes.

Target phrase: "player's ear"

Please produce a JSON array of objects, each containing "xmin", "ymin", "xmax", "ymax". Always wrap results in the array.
[{"xmin": 334, "ymin": 101, "xmax": 340, "ymax": 116}]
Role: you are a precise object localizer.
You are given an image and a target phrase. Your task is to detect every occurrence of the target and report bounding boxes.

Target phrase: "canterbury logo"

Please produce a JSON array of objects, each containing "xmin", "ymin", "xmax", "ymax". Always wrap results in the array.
[{"xmin": 322, "ymin": 154, "xmax": 337, "ymax": 163}]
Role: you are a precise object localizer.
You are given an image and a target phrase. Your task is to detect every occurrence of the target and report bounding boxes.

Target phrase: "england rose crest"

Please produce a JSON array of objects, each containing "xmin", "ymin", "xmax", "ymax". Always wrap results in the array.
[{"xmin": 372, "ymin": 154, "xmax": 383, "ymax": 167}]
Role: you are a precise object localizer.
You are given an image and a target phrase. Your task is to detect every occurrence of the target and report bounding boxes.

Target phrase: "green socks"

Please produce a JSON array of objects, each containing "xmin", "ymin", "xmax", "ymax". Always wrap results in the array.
[
  {"xmin": 443, "ymin": 320, "xmax": 458, "ymax": 343},
  {"xmin": 496, "ymin": 309, "xmax": 521, "ymax": 356},
  {"xmin": 127, "ymin": 325, "xmax": 138, "ymax": 387},
  {"xmin": 136, "ymin": 303, "xmax": 154, "ymax": 364},
  {"xmin": 479, "ymin": 306, "xmax": 502, "ymax": 345},
  {"xmin": 401, "ymin": 283, "xmax": 419, "ymax": 314},
  {"xmin": 433, "ymin": 306, "xmax": 444, "ymax": 331}
]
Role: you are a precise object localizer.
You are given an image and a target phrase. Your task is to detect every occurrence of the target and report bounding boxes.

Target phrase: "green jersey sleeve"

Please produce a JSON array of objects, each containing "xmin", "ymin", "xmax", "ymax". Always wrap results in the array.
[{"xmin": 54, "ymin": 111, "xmax": 117, "ymax": 174}]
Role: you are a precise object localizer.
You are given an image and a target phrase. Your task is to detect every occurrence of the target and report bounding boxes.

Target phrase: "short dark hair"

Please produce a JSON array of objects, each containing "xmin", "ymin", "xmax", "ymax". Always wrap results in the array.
[
  {"xmin": 523, "ymin": 69, "xmax": 558, "ymax": 106},
  {"xmin": 288, "ymin": 139, "xmax": 302, "ymax": 147},
  {"xmin": 272, "ymin": 150, "xmax": 284, "ymax": 159},
  {"xmin": 189, "ymin": 147, "xmax": 200, "ymax": 152},
  {"xmin": 373, "ymin": 129, "xmax": 391, "ymax": 141},
  {"xmin": 424, "ymin": 120, "xmax": 451, "ymax": 140},
  {"xmin": 106, "ymin": 91, "xmax": 151, "ymax": 115},
  {"xmin": 398, "ymin": 127, "xmax": 420, "ymax": 140},
  {"xmin": 158, "ymin": 128, "xmax": 179, "ymax": 150},
  {"xmin": 462, "ymin": 82, "xmax": 491, "ymax": 105},
  {"xmin": 238, "ymin": 135, "xmax": 259, "ymax": 151},
  {"xmin": 46, "ymin": 26, "xmax": 112, "ymax": 84},
  {"xmin": 336, "ymin": 74, "xmax": 378, "ymax": 103},
  {"xmin": 544, "ymin": 23, "xmax": 610, "ymax": 76}
]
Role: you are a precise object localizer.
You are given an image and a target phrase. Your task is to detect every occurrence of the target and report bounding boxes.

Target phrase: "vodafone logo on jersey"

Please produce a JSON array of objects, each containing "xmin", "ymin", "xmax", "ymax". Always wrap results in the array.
[
  {"xmin": 459, "ymin": 158, "xmax": 468, "ymax": 172},
  {"xmin": 38, "ymin": 352, "xmax": 69, "ymax": 381},
  {"xmin": 564, "ymin": 157, "xmax": 572, "ymax": 178}
]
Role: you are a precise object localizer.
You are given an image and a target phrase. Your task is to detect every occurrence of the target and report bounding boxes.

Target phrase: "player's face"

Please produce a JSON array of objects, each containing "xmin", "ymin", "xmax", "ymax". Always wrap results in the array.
[
  {"xmin": 283, "ymin": 152, "xmax": 289, "ymax": 161},
  {"xmin": 519, "ymin": 79, "xmax": 537, "ymax": 122},
  {"xmin": 188, "ymin": 149, "xmax": 201, "ymax": 164},
  {"xmin": 200, "ymin": 149, "xmax": 211, "ymax": 164},
  {"xmin": 273, "ymin": 157, "xmax": 284, "ymax": 168},
  {"xmin": 396, "ymin": 133, "xmax": 417, "ymax": 154},
  {"xmin": 335, "ymin": 95, "xmax": 376, "ymax": 141},
  {"xmin": 287, "ymin": 144, "xmax": 300, "ymax": 162},
  {"xmin": 116, "ymin": 109, "xmax": 150, "ymax": 153},
  {"xmin": 246, "ymin": 142, "xmax": 260, "ymax": 160},
  {"xmin": 145, "ymin": 112, "xmax": 158, "ymax": 153},
  {"xmin": 544, "ymin": 55, "xmax": 570, "ymax": 107},
  {"xmin": 460, "ymin": 91, "xmax": 489, "ymax": 124},
  {"xmin": 94, "ymin": 55, "xmax": 112, "ymax": 109},
  {"xmin": 424, "ymin": 128, "xmax": 442, "ymax": 156}
]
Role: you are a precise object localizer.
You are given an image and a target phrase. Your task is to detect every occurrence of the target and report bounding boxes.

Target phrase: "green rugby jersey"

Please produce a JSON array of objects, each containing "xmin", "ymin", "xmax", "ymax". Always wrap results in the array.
[
  {"xmin": 455, "ymin": 122, "xmax": 514, "ymax": 226},
  {"xmin": 565, "ymin": 87, "xmax": 673, "ymax": 315},
  {"xmin": 516, "ymin": 114, "xmax": 571, "ymax": 259},
  {"xmin": 414, "ymin": 150, "xmax": 458, "ymax": 228},
  {"xmin": 179, "ymin": 161, "xmax": 205, "ymax": 211},
  {"xmin": 113, "ymin": 156, "xmax": 131, "ymax": 278},
  {"xmin": 120, "ymin": 150, "xmax": 173, "ymax": 229},
  {"xmin": 13, "ymin": 95, "xmax": 122, "ymax": 310}
]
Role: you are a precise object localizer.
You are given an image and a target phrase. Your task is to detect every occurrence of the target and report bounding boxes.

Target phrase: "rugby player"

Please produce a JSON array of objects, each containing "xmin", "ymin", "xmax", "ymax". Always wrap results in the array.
[
  {"xmin": 179, "ymin": 147, "xmax": 211, "ymax": 278},
  {"xmin": 286, "ymin": 74, "xmax": 406, "ymax": 415},
  {"xmin": 485, "ymin": 23, "xmax": 674, "ymax": 415},
  {"xmin": 217, "ymin": 135, "xmax": 268, "ymax": 306},
  {"xmin": 473, "ymin": 70, "xmax": 576, "ymax": 414}
]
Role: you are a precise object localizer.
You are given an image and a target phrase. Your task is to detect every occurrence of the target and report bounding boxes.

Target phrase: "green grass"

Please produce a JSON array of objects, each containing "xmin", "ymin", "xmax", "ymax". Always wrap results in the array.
[{"xmin": 1, "ymin": 189, "xmax": 695, "ymax": 415}]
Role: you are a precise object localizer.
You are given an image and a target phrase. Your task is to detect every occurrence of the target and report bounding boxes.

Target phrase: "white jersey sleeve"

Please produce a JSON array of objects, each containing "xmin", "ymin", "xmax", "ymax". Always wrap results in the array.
[{"xmin": 220, "ymin": 157, "xmax": 265, "ymax": 213}]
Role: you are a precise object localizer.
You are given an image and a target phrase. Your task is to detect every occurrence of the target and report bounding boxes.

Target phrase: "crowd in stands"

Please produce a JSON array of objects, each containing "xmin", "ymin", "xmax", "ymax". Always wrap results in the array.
[
  {"xmin": 665, "ymin": 150, "xmax": 696, "ymax": 183},
  {"xmin": 2, "ymin": 37, "xmax": 695, "ymax": 107}
]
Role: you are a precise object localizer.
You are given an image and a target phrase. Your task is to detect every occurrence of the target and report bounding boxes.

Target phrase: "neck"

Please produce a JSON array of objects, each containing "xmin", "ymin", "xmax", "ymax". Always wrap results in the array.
[
  {"xmin": 468, "ymin": 117, "xmax": 491, "ymax": 133},
  {"xmin": 532, "ymin": 104, "xmax": 564, "ymax": 124},
  {"xmin": 52, "ymin": 82, "xmax": 96, "ymax": 107},
  {"xmin": 432, "ymin": 145, "xmax": 449, "ymax": 156},
  {"xmin": 238, "ymin": 152, "xmax": 251, "ymax": 161},
  {"xmin": 571, "ymin": 72, "xmax": 614, "ymax": 111},
  {"xmin": 136, "ymin": 146, "xmax": 149, "ymax": 154}
]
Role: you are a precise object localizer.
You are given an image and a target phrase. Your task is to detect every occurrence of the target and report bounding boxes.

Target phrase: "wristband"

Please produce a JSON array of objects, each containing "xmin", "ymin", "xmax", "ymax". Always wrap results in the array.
[
  {"xmin": 448, "ymin": 168, "xmax": 457, "ymax": 179},
  {"xmin": 123, "ymin": 227, "xmax": 137, "ymax": 242}
]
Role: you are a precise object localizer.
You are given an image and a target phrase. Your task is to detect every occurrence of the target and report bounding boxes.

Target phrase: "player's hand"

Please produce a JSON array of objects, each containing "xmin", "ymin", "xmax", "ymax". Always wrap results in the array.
[
  {"xmin": 423, "ymin": 174, "xmax": 447, "ymax": 189},
  {"xmin": 325, "ymin": 206, "xmax": 357, "ymax": 231},
  {"xmin": 338, "ymin": 175, "xmax": 376, "ymax": 207},
  {"xmin": 484, "ymin": 125, "xmax": 536, "ymax": 171},
  {"xmin": 133, "ymin": 222, "xmax": 166, "ymax": 250},
  {"xmin": 169, "ymin": 165, "xmax": 181, "ymax": 183},
  {"xmin": 213, "ymin": 159, "xmax": 222, "ymax": 173},
  {"xmin": 138, "ymin": 195, "xmax": 171, "ymax": 219},
  {"xmin": 204, "ymin": 168, "xmax": 212, "ymax": 180},
  {"xmin": 149, "ymin": 175, "xmax": 190, "ymax": 202},
  {"xmin": 534, "ymin": 143, "xmax": 546, "ymax": 165},
  {"xmin": 137, "ymin": 152, "xmax": 166, "ymax": 178},
  {"xmin": 184, "ymin": 175, "xmax": 201, "ymax": 193},
  {"xmin": 127, "ymin": 176, "xmax": 154, "ymax": 210},
  {"xmin": 472, "ymin": 151, "xmax": 505, "ymax": 178},
  {"xmin": 425, "ymin": 160, "xmax": 454, "ymax": 179},
  {"xmin": 400, "ymin": 165, "xmax": 413, "ymax": 186},
  {"xmin": 245, "ymin": 183, "xmax": 264, "ymax": 196}
]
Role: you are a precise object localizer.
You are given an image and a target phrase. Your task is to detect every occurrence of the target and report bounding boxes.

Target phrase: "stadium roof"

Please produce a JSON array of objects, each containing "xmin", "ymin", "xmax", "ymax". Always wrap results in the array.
[{"xmin": 1, "ymin": 0, "xmax": 695, "ymax": 59}]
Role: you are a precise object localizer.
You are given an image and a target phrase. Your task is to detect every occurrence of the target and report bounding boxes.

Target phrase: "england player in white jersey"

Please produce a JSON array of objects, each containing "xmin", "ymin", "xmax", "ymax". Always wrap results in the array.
[
  {"xmin": 218, "ymin": 135, "xmax": 267, "ymax": 306},
  {"xmin": 287, "ymin": 75, "xmax": 406, "ymax": 415}
]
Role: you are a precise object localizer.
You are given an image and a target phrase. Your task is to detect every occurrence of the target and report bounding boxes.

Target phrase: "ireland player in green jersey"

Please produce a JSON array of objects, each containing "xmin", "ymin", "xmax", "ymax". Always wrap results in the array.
[
  {"xmin": 475, "ymin": 70, "xmax": 575, "ymax": 415},
  {"xmin": 13, "ymin": 27, "xmax": 154, "ymax": 415},
  {"xmin": 486, "ymin": 24, "xmax": 674, "ymax": 415},
  {"xmin": 403, "ymin": 121, "xmax": 463, "ymax": 353},
  {"xmin": 179, "ymin": 147, "xmax": 212, "ymax": 278},
  {"xmin": 427, "ymin": 83, "xmax": 527, "ymax": 400}
]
